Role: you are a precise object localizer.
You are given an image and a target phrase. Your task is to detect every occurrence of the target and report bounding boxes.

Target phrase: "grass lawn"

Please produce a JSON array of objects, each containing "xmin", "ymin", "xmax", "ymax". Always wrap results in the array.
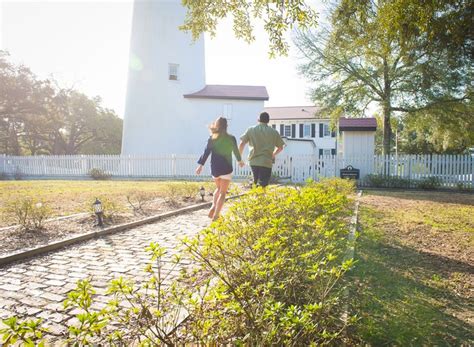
[
  {"xmin": 350, "ymin": 190, "xmax": 474, "ymax": 345},
  {"xmin": 0, "ymin": 180, "xmax": 217, "ymax": 222}
]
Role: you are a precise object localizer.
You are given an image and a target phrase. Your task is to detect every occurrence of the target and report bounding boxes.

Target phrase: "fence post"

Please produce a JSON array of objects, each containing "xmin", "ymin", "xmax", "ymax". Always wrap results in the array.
[
  {"xmin": 0, "ymin": 154, "xmax": 5, "ymax": 174},
  {"xmin": 172, "ymin": 154, "xmax": 177, "ymax": 177}
]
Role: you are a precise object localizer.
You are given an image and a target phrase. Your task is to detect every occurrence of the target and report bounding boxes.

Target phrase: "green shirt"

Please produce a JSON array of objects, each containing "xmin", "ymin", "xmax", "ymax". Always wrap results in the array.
[{"xmin": 240, "ymin": 123, "xmax": 285, "ymax": 168}]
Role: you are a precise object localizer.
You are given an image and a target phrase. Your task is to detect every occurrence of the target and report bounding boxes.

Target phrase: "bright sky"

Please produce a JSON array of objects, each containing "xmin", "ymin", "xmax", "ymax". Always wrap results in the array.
[{"xmin": 1, "ymin": 0, "xmax": 318, "ymax": 117}]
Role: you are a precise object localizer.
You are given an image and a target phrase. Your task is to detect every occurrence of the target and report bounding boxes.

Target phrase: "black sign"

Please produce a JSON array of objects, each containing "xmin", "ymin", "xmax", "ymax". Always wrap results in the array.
[{"xmin": 340, "ymin": 165, "xmax": 360, "ymax": 179}]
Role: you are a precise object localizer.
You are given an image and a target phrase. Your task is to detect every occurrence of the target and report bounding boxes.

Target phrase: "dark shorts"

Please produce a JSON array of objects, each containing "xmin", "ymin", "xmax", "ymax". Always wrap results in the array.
[{"xmin": 250, "ymin": 166, "xmax": 272, "ymax": 187}]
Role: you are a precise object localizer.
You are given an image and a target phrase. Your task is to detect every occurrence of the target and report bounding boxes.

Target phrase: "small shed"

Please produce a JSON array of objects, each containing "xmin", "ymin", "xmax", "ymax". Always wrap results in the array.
[{"xmin": 338, "ymin": 117, "xmax": 377, "ymax": 158}]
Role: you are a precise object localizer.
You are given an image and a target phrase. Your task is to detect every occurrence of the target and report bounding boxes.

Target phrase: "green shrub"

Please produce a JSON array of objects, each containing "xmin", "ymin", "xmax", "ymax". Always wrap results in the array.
[
  {"xmin": 415, "ymin": 176, "xmax": 442, "ymax": 190},
  {"xmin": 181, "ymin": 181, "xmax": 355, "ymax": 344},
  {"xmin": 456, "ymin": 182, "xmax": 473, "ymax": 192},
  {"xmin": 88, "ymin": 168, "xmax": 112, "ymax": 180},
  {"xmin": 364, "ymin": 174, "xmax": 410, "ymax": 188},
  {"xmin": 13, "ymin": 167, "xmax": 23, "ymax": 180},
  {"xmin": 0, "ymin": 171, "xmax": 8, "ymax": 180},
  {"xmin": 4, "ymin": 197, "xmax": 52, "ymax": 230}
]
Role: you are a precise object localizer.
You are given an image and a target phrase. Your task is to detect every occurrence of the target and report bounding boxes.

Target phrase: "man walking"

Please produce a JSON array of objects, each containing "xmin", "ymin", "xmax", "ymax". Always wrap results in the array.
[{"xmin": 239, "ymin": 112, "xmax": 285, "ymax": 187}]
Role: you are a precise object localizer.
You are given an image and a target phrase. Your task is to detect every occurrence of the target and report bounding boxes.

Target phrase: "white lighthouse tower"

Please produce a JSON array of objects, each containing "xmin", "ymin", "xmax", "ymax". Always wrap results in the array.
[{"xmin": 122, "ymin": 0, "xmax": 269, "ymax": 155}]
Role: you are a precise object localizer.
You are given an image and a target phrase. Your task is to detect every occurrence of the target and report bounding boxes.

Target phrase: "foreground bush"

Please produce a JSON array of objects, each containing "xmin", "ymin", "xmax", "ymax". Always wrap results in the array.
[
  {"xmin": 1, "ymin": 179, "xmax": 356, "ymax": 345},
  {"xmin": 182, "ymin": 181, "xmax": 355, "ymax": 344}
]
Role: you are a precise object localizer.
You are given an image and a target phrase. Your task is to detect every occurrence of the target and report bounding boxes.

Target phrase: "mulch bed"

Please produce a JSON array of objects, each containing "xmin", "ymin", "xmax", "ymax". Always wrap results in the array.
[{"xmin": 0, "ymin": 197, "xmax": 204, "ymax": 257}]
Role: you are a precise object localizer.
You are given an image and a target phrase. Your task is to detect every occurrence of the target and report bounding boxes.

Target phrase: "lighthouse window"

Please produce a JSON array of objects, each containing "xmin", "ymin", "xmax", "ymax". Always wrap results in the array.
[{"xmin": 168, "ymin": 64, "xmax": 179, "ymax": 80}]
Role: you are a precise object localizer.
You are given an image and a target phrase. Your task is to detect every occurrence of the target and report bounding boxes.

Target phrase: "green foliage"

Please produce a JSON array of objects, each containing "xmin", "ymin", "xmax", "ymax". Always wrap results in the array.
[
  {"xmin": 365, "ymin": 174, "xmax": 411, "ymax": 189},
  {"xmin": 0, "ymin": 51, "xmax": 123, "ymax": 156},
  {"xmin": 399, "ymin": 107, "xmax": 474, "ymax": 154},
  {"xmin": 64, "ymin": 279, "xmax": 109, "ymax": 345},
  {"xmin": 0, "ymin": 171, "xmax": 7, "ymax": 180},
  {"xmin": 365, "ymin": 174, "xmax": 444, "ymax": 190},
  {"xmin": 181, "ymin": 181, "xmax": 355, "ymax": 344},
  {"xmin": 0, "ymin": 317, "xmax": 48, "ymax": 346},
  {"xmin": 13, "ymin": 167, "xmax": 24, "ymax": 180},
  {"xmin": 3, "ymin": 197, "xmax": 52, "ymax": 230},
  {"xmin": 88, "ymin": 168, "xmax": 112, "ymax": 180},
  {"xmin": 180, "ymin": 0, "xmax": 318, "ymax": 57},
  {"xmin": 295, "ymin": 1, "xmax": 471, "ymax": 155},
  {"xmin": 415, "ymin": 176, "xmax": 442, "ymax": 190},
  {"xmin": 456, "ymin": 182, "xmax": 473, "ymax": 192}
]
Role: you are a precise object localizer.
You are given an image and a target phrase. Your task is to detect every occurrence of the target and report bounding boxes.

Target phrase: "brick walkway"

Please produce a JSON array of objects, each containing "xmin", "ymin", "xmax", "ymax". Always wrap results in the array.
[{"xmin": 0, "ymin": 209, "xmax": 210, "ymax": 336}]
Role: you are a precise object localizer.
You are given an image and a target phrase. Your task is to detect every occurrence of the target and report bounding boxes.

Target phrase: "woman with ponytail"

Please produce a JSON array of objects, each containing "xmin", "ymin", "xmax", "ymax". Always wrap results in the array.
[{"xmin": 196, "ymin": 117, "xmax": 244, "ymax": 220}]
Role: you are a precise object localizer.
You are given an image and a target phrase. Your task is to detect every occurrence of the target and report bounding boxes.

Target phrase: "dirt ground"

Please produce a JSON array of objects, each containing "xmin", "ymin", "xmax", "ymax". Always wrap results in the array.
[{"xmin": 360, "ymin": 190, "xmax": 474, "ymax": 269}]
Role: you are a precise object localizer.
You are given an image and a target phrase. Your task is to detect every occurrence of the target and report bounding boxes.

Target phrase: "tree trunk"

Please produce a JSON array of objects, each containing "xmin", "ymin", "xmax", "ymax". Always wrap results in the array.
[
  {"xmin": 382, "ymin": 58, "xmax": 392, "ymax": 155},
  {"xmin": 383, "ymin": 101, "xmax": 392, "ymax": 155}
]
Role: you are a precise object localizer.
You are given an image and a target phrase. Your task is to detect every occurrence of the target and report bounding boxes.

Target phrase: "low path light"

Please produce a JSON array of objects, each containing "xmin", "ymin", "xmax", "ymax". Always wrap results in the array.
[
  {"xmin": 199, "ymin": 186, "xmax": 205, "ymax": 202},
  {"xmin": 93, "ymin": 198, "xmax": 104, "ymax": 227}
]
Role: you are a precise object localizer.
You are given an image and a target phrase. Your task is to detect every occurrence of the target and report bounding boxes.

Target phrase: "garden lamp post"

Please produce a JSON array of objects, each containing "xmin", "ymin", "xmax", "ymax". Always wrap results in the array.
[
  {"xmin": 93, "ymin": 198, "xmax": 104, "ymax": 227},
  {"xmin": 199, "ymin": 186, "xmax": 205, "ymax": 202}
]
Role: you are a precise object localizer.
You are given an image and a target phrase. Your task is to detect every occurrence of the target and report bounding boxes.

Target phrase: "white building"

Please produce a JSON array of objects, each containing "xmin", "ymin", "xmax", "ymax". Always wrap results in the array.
[
  {"xmin": 121, "ymin": 0, "xmax": 268, "ymax": 155},
  {"xmin": 265, "ymin": 106, "xmax": 337, "ymax": 156}
]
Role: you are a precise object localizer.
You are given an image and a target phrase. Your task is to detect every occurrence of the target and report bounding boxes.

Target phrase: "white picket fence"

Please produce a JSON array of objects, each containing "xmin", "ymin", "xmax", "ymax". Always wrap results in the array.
[{"xmin": 0, "ymin": 154, "xmax": 473, "ymax": 188}]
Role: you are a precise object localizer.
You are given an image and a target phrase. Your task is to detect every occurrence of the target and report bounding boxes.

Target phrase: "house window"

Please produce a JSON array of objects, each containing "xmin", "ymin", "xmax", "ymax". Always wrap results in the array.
[
  {"xmin": 303, "ymin": 124, "xmax": 311, "ymax": 137},
  {"xmin": 323, "ymin": 124, "xmax": 331, "ymax": 137},
  {"xmin": 284, "ymin": 125, "xmax": 291, "ymax": 137},
  {"xmin": 223, "ymin": 104, "xmax": 232, "ymax": 120},
  {"xmin": 168, "ymin": 64, "xmax": 179, "ymax": 80},
  {"xmin": 271, "ymin": 124, "xmax": 276, "ymax": 130}
]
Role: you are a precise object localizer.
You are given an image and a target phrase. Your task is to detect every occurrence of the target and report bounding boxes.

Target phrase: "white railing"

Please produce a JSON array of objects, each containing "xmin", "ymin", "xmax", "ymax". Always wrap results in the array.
[{"xmin": 0, "ymin": 154, "xmax": 473, "ymax": 188}]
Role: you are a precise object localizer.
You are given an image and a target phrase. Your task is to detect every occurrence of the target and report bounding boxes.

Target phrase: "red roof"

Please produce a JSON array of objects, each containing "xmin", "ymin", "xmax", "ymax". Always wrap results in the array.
[
  {"xmin": 184, "ymin": 85, "xmax": 269, "ymax": 101},
  {"xmin": 263, "ymin": 106, "xmax": 325, "ymax": 120},
  {"xmin": 339, "ymin": 117, "xmax": 377, "ymax": 131}
]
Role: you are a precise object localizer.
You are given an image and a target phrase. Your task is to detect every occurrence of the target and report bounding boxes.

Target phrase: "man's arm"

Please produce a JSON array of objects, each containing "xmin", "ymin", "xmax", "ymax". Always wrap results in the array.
[
  {"xmin": 239, "ymin": 140, "xmax": 247, "ymax": 157},
  {"xmin": 272, "ymin": 131, "xmax": 285, "ymax": 159},
  {"xmin": 272, "ymin": 146, "xmax": 284, "ymax": 160}
]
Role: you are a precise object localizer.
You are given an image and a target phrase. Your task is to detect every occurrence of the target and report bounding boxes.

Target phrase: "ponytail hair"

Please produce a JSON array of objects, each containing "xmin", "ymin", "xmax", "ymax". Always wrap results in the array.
[{"xmin": 209, "ymin": 116, "xmax": 228, "ymax": 139}]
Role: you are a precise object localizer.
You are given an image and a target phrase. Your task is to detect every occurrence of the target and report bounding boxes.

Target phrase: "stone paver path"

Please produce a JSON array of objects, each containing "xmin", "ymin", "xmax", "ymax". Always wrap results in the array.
[{"xmin": 0, "ymin": 209, "xmax": 209, "ymax": 336}]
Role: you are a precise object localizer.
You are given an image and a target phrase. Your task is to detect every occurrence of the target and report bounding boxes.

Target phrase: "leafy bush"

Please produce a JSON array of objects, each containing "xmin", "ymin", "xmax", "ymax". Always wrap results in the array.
[
  {"xmin": 3, "ymin": 197, "xmax": 52, "ymax": 230},
  {"xmin": 456, "ymin": 182, "xmax": 473, "ymax": 192},
  {"xmin": 364, "ymin": 174, "xmax": 410, "ymax": 188},
  {"xmin": 181, "ymin": 181, "xmax": 355, "ymax": 344},
  {"xmin": 415, "ymin": 176, "xmax": 442, "ymax": 190},
  {"xmin": 13, "ymin": 167, "xmax": 23, "ymax": 180},
  {"xmin": 0, "ymin": 171, "xmax": 8, "ymax": 180},
  {"xmin": 88, "ymin": 168, "xmax": 112, "ymax": 180}
]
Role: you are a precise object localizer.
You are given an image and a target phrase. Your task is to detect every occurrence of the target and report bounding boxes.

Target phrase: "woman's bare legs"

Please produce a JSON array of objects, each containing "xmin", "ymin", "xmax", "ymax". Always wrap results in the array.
[
  {"xmin": 208, "ymin": 178, "xmax": 220, "ymax": 218},
  {"xmin": 212, "ymin": 179, "xmax": 231, "ymax": 221}
]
